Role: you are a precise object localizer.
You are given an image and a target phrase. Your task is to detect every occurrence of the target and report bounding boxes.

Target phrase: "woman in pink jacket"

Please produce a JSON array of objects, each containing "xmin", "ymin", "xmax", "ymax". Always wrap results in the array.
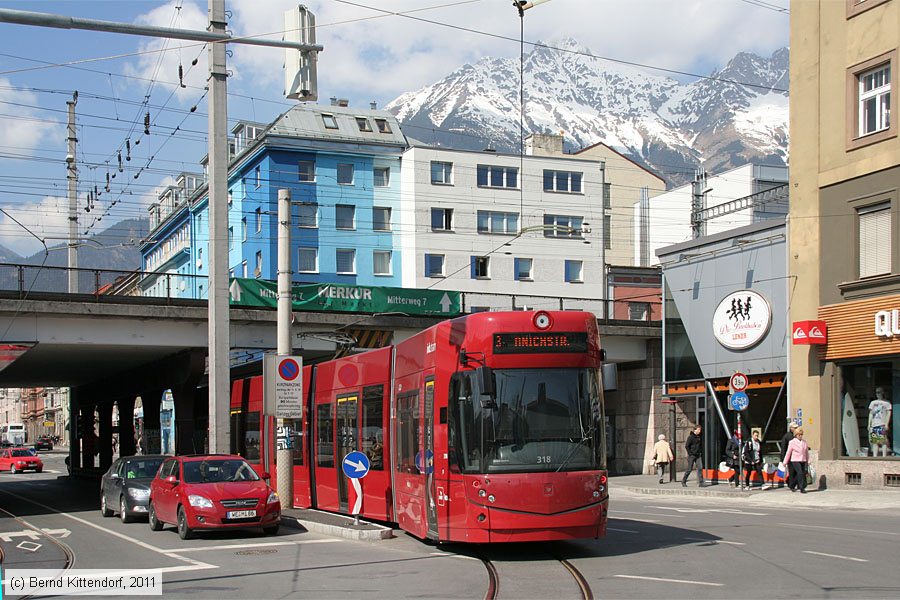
[{"xmin": 782, "ymin": 427, "xmax": 810, "ymax": 493}]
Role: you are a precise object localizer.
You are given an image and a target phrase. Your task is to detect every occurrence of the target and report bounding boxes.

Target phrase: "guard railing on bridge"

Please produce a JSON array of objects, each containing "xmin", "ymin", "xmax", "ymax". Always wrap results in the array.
[{"xmin": 0, "ymin": 263, "xmax": 661, "ymax": 325}]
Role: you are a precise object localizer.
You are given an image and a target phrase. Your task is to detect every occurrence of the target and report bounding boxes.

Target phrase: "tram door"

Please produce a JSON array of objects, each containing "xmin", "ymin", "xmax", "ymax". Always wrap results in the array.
[
  {"xmin": 336, "ymin": 394, "xmax": 359, "ymax": 512},
  {"xmin": 424, "ymin": 377, "xmax": 439, "ymax": 539}
]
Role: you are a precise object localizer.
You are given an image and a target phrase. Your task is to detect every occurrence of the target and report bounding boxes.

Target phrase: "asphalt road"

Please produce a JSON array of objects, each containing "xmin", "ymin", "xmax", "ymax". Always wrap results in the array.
[{"xmin": 0, "ymin": 452, "xmax": 898, "ymax": 599}]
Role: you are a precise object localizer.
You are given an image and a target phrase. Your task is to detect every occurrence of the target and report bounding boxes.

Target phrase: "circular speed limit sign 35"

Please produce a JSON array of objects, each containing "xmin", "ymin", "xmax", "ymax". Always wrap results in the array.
[{"xmin": 730, "ymin": 372, "xmax": 748, "ymax": 392}]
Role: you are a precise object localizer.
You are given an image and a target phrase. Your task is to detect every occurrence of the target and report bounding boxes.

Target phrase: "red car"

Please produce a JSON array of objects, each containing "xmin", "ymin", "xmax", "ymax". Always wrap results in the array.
[
  {"xmin": 148, "ymin": 454, "xmax": 281, "ymax": 540},
  {"xmin": 0, "ymin": 447, "xmax": 43, "ymax": 473}
]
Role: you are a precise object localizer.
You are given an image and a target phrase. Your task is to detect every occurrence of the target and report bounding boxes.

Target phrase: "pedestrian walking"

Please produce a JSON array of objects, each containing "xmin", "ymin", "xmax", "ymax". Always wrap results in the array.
[
  {"xmin": 780, "ymin": 422, "xmax": 798, "ymax": 488},
  {"xmin": 742, "ymin": 430, "xmax": 763, "ymax": 489},
  {"xmin": 783, "ymin": 427, "xmax": 810, "ymax": 493},
  {"xmin": 652, "ymin": 434, "xmax": 674, "ymax": 484},
  {"xmin": 725, "ymin": 432, "xmax": 741, "ymax": 487},
  {"xmin": 682, "ymin": 425, "xmax": 705, "ymax": 487}
]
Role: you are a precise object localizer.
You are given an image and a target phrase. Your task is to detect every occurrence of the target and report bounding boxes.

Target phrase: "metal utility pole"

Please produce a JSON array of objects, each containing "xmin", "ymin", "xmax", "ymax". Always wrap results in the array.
[
  {"xmin": 690, "ymin": 167, "xmax": 708, "ymax": 239},
  {"xmin": 207, "ymin": 0, "xmax": 229, "ymax": 454},
  {"xmin": 66, "ymin": 93, "xmax": 78, "ymax": 293},
  {"xmin": 276, "ymin": 189, "xmax": 293, "ymax": 502}
]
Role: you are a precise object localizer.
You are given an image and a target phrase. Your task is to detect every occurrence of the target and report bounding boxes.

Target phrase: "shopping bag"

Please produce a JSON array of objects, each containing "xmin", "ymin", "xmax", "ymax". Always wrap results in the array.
[
  {"xmin": 718, "ymin": 461, "xmax": 730, "ymax": 473},
  {"xmin": 805, "ymin": 464, "xmax": 816, "ymax": 486},
  {"xmin": 775, "ymin": 461, "xmax": 786, "ymax": 478}
]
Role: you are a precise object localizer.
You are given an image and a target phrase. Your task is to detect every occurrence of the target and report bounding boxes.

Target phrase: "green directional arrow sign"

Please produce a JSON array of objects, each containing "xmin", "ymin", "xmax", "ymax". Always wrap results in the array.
[{"xmin": 229, "ymin": 278, "xmax": 462, "ymax": 317}]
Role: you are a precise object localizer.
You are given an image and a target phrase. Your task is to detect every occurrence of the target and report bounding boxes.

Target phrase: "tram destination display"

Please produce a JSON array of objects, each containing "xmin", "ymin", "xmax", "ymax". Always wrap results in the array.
[{"xmin": 493, "ymin": 332, "xmax": 588, "ymax": 354}]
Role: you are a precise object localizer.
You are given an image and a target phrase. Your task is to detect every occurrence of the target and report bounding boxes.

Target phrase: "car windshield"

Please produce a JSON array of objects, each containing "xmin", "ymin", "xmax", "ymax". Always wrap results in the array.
[
  {"xmin": 449, "ymin": 367, "xmax": 606, "ymax": 474},
  {"xmin": 183, "ymin": 459, "xmax": 259, "ymax": 484},
  {"xmin": 125, "ymin": 458, "xmax": 165, "ymax": 479},
  {"xmin": 12, "ymin": 449, "xmax": 32, "ymax": 457}
]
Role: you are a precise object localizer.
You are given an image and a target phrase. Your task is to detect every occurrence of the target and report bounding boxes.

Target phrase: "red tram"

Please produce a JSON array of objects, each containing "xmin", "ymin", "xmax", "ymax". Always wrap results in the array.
[{"xmin": 230, "ymin": 310, "xmax": 609, "ymax": 543}]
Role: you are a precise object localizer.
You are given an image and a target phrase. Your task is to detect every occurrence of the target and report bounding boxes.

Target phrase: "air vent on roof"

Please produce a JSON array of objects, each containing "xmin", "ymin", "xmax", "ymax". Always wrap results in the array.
[
  {"xmin": 337, "ymin": 98, "xmax": 349, "ymax": 107},
  {"xmin": 330, "ymin": 96, "xmax": 338, "ymax": 106},
  {"xmin": 370, "ymin": 101, "xmax": 377, "ymax": 110}
]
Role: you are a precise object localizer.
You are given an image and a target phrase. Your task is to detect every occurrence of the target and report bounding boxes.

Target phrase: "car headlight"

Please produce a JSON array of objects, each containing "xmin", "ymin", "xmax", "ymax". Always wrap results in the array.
[
  {"xmin": 267, "ymin": 490, "xmax": 279, "ymax": 505},
  {"xmin": 188, "ymin": 494, "xmax": 214, "ymax": 508},
  {"xmin": 127, "ymin": 488, "xmax": 150, "ymax": 500}
]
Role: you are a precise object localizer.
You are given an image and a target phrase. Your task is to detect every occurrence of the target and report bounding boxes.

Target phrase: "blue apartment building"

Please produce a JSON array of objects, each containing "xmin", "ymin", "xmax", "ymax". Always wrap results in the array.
[{"xmin": 141, "ymin": 101, "xmax": 408, "ymax": 298}]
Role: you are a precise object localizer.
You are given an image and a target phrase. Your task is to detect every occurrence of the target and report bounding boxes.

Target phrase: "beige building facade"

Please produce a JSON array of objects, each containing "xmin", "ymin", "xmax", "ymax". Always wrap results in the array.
[{"xmin": 790, "ymin": 0, "xmax": 900, "ymax": 489}]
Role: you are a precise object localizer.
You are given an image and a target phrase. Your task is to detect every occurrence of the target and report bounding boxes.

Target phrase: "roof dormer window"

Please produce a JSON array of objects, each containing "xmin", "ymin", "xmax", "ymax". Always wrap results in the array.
[
  {"xmin": 355, "ymin": 117, "xmax": 372, "ymax": 132},
  {"xmin": 374, "ymin": 118, "xmax": 392, "ymax": 134},
  {"xmin": 322, "ymin": 114, "xmax": 338, "ymax": 129}
]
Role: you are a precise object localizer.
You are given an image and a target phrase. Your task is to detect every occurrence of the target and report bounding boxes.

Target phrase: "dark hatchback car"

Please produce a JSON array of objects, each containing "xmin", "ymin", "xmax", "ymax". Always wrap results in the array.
[
  {"xmin": 101, "ymin": 455, "xmax": 167, "ymax": 523},
  {"xmin": 33, "ymin": 436, "xmax": 54, "ymax": 451}
]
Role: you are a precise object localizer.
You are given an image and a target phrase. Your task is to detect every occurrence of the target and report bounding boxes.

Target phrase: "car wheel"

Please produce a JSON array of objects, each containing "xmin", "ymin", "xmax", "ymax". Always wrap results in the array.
[
  {"xmin": 120, "ymin": 497, "xmax": 133, "ymax": 524},
  {"xmin": 263, "ymin": 524, "xmax": 279, "ymax": 536},
  {"xmin": 10, "ymin": 465, "xmax": 17, "ymax": 474},
  {"xmin": 101, "ymin": 494, "xmax": 114, "ymax": 517},
  {"xmin": 35, "ymin": 468, "xmax": 42, "ymax": 473},
  {"xmin": 177, "ymin": 507, "xmax": 194, "ymax": 540},
  {"xmin": 148, "ymin": 503, "xmax": 163, "ymax": 531}
]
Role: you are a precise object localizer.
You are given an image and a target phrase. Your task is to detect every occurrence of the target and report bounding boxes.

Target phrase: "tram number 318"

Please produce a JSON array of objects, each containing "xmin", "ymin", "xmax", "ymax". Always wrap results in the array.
[{"xmin": 536, "ymin": 456, "xmax": 552, "ymax": 464}]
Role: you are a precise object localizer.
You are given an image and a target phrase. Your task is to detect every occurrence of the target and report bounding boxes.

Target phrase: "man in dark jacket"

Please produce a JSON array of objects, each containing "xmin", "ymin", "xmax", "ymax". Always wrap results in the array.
[
  {"xmin": 681, "ymin": 425, "xmax": 705, "ymax": 487},
  {"xmin": 779, "ymin": 422, "xmax": 798, "ymax": 488}
]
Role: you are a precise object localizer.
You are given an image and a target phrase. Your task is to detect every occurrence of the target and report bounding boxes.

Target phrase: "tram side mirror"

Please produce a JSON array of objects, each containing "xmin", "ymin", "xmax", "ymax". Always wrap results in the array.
[
  {"xmin": 476, "ymin": 365, "xmax": 496, "ymax": 399},
  {"xmin": 602, "ymin": 363, "xmax": 618, "ymax": 392}
]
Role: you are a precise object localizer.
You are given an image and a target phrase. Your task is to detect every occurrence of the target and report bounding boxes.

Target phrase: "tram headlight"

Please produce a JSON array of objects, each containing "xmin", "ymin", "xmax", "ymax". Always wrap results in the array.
[
  {"xmin": 488, "ymin": 495, "xmax": 495, "ymax": 503},
  {"xmin": 593, "ymin": 490, "xmax": 600, "ymax": 498},
  {"xmin": 533, "ymin": 311, "xmax": 552, "ymax": 330},
  {"xmin": 478, "ymin": 489, "xmax": 486, "ymax": 497}
]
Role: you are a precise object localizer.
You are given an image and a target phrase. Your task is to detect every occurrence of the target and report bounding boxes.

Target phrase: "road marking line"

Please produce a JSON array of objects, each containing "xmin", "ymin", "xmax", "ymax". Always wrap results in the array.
[
  {"xmin": 650, "ymin": 506, "xmax": 768, "ymax": 516},
  {"xmin": 803, "ymin": 550, "xmax": 868, "ymax": 563},
  {"xmin": 718, "ymin": 540, "xmax": 746, "ymax": 546},
  {"xmin": 607, "ymin": 528, "xmax": 638, "ymax": 533},
  {"xmin": 169, "ymin": 539, "xmax": 340, "ymax": 552},
  {"xmin": 618, "ymin": 518, "xmax": 659, "ymax": 524},
  {"xmin": 685, "ymin": 537, "xmax": 746, "ymax": 546},
  {"xmin": 778, "ymin": 522, "xmax": 899, "ymax": 536},
  {"xmin": 615, "ymin": 575, "xmax": 723, "ymax": 587},
  {"xmin": 614, "ymin": 510, "xmax": 685, "ymax": 518}
]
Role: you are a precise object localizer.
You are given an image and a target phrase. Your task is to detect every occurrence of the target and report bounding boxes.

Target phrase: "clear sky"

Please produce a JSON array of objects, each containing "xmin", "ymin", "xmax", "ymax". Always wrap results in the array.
[{"xmin": 0, "ymin": 0, "xmax": 789, "ymax": 257}]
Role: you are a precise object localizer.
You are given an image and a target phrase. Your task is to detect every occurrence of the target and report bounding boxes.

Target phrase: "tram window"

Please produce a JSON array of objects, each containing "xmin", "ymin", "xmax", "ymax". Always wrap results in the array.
[
  {"xmin": 244, "ymin": 412, "xmax": 261, "ymax": 462},
  {"xmin": 362, "ymin": 385, "xmax": 384, "ymax": 471},
  {"xmin": 449, "ymin": 373, "xmax": 479, "ymax": 472},
  {"xmin": 439, "ymin": 407, "xmax": 447, "ymax": 424},
  {"xmin": 291, "ymin": 427, "xmax": 303, "ymax": 466},
  {"xmin": 229, "ymin": 412, "xmax": 242, "ymax": 455},
  {"xmin": 397, "ymin": 392, "xmax": 420, "ymax": 474},
  {"xmin": 316, "ymin": 404, "xmax": 334, "ymax": 468}
]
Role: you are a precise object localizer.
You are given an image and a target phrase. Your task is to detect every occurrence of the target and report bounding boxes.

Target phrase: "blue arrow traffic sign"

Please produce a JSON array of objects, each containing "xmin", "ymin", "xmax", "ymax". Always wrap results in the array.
[
  {"xmin": 342, "ymin": 451, "xmax": 370, "ymax": 479},
  {"xmin": 730, "ymin": 391, "xmax": 750, "ymax": 411}
]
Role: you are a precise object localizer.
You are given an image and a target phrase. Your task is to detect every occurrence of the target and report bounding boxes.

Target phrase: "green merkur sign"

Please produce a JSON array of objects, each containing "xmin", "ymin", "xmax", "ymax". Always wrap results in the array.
[{"xmin": 229, "ymin": 278, "xmax": 462, "ymax": 317}]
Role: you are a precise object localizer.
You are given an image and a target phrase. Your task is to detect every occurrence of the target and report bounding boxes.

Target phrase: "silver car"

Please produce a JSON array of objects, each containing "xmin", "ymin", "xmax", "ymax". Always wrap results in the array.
[{"xmin": 101, "ymin": 455, "xmax": 167, "ymax": 523}]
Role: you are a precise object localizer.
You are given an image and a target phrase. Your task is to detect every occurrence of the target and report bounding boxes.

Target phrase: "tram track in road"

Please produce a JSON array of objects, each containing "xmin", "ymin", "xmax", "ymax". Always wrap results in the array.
[
  {"xmin": 477, "ymin": 547, "xmax": 593, "ymax": 600},
  {"xmin": 0, "ymin": 504, "xmax": 76, "ymax": 600}
]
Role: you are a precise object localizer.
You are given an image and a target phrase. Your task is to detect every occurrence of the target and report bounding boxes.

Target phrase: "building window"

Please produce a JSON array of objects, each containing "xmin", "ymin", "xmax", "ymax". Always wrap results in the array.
[
  {"xmin": 477, "ymin": 164, "xmax": 518, "ymax": 189},
  {"xmin": 604, "ymin": 215, "xmax": 612, "ymax": 250},
  {"xmin": 335, "ymin": 204, "xmax": 355, "ymax": 230},
  {"xmin": 375, "ymin": 118, "xmax": 392, "ymax": 133},
  {"xmin": 241, "ymin": 217, "xmax": 247, "ymax": 241},
  {"xmin": 838, "ymin": 362, "xmax": 894, "ymax": 458},
  {"xmin": 629, "ymin": 302, "xmax": 650, "ymax": 321},
  {"xmin": 471, "ymin": 256, "xmax": 490, "ymax": 279},
  {"xmin": 430, "ymin": 161, "xmax": 453, "ymax": 185},
  {"xmin": 255, "ymin": 251, "xmax": 263, "ymax": 278},
  {"xmin": 355, "ymin": 117, "xmax": 372, "ymax": 132},
  {"xmin": 227, "ymin": 191, "xmax": 233, "ymax": 207},
  {"xmin": 337, "ymin": 163, "xmax": 354, "ymax": 185},
  {"xmin": 299, "ymin": 161, "xmax": 315, "ymax": 182},
  {"xmin": 425, "ymin": 254, "xmax": 444, "ymax": 277},
  {"xmin": 373, "ymin": 166, "xmax": 390, "ymax": 187},
  {"xmin": 298, "ymin": 203, "xmax": 318, "ymax": 228},
  {"xmin": 847, "ymin": 0, "xmax": 891, "ymax": 19},
  {"xmin": 255, "ymin": 166, "xmax": 261, "ymax": 189},
  {"xmin": 543, "ymin": 214, "xmax": 584, "ymax": 238},
  {"xmin": 514, "ymin": 257, "xmax": 533, "ymax": 281},
  {"xmin": 255, "ymin": 207, "xmax": 262, "ymax": 233},
  {"xmin": 322, "ymin": 114, "xmax": 338, "ymax": 129},
  {"xmin": 848, "ymin": 51, "xmax": 897, "ymax": 150},
  {"xmin": 543, "ymin": 170, "xmax": 583, "ymax": 193},
  {"xmin": 858, "ymin": 202, "xmax": 891, "ymax": 278},
  {"xmin": 565, "ymin": 260, "xmax": 583, "ymax": 283},
  {"xmin": 228, "ymin": 226, "xmax": 234, "ymax": 250},
  {"xmin": 298, "ymin": 248, "xmax": 317, "ymax": 273},
  {"xmin": 373, "ymin": 250, "xmax": 392, "ymax": 275},
  {"xmin": 477, "ymin": 210, "xmax": 518, "ymax": 234},
  {"xmin": 603, "ymin": 182, "xmax": 611, "ymax": 209},
  {"xmin": 336, "ymin": 249, "xmax": 356, "ymax": 274},
  {"xmin": 431, "ymin": 207, "xmax": 453, "ymax": 231},
  {"xmin": 241, "ymin": 260, "xmax": 248, "ymax": 278},
  {"xmin": 372, "ymin": 207, "xmax": 391, "ymax": 231}
]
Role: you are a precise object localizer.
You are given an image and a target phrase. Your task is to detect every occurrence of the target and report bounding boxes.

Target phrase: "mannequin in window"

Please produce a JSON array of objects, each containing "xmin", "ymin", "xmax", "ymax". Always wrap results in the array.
[{"xmin": 868, "ymin": 386, "xmax": 893, "ymax": 457}]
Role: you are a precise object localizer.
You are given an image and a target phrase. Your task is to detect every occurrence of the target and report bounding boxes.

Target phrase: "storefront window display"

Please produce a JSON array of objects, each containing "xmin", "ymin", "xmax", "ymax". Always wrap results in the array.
[{"xmin": 839, "ymin": 363, "xmax": 899, "ymax": 458}]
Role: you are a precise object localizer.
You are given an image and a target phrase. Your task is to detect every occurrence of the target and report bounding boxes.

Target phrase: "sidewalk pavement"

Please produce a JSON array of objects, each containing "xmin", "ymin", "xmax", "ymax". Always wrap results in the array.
[{"xmin": 611, "ymin": 473, "xmax": 900, "ymax": 510}]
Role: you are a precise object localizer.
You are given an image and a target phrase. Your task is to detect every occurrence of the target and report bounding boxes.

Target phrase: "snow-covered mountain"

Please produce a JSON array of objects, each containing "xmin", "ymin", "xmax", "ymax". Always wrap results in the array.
[{"xmin": 385, "ymin": 40, "xmax": 788, "ymax": 185}]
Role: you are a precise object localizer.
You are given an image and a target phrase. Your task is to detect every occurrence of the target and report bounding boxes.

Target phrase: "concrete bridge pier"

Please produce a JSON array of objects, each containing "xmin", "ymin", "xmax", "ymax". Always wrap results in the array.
[
  {"xmin": 79, "ymin": 403, "xmax": 96, "ymax": 469},
  {"xmin": 118, "ymin": 396, "xmax": 136, "ymax": 458},
  {"xmin": 140, "ymin": 389, "xmax": 163, "ymax": 455},
  {"xmin": 97, "ymin": 402, "xmax": 113, "ymax": 471}
]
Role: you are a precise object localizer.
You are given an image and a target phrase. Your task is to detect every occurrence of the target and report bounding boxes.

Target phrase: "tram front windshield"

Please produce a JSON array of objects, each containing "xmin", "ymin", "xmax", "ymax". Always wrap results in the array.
[{"xmin": 449, "ymin": 368, "xmax": 604, "ymax": 474}]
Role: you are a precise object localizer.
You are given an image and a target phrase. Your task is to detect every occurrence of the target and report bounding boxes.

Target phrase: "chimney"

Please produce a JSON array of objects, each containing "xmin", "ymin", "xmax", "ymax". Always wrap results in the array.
[
  {"xmin": 525, "ymin": 133, "xmax": 565, "ymax": 157},
  {"xmin": 370, "ymin": 101, "xmax": 377, "ymax": 110},
  {"xmin": 330, "ymin": 96, "xmax": 338, "ymax": 106},
  {"xmin": 337, "ymin": 98, "xmax": 350, "ymax": 107}
]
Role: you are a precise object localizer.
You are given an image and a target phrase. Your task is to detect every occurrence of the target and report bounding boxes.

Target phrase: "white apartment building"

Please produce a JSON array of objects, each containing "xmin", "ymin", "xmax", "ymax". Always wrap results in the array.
[
  {"xmin": 635, "ymin": 163, "xmax": 788, "ymax": 265},
  {"xmin": 400, "ymin": 143, "xmax": 606, "ymax": 312}
]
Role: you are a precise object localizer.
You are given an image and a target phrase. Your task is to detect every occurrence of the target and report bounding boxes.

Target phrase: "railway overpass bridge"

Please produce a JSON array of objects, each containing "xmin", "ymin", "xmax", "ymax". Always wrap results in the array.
[{"xmin": 0, "ymin": 289, "xmax": 660, "ymax": 474}]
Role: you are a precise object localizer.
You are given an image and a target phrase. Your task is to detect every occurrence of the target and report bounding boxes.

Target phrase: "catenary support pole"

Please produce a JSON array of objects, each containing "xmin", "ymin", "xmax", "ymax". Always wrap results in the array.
[
  {"xmin": 207, "ymin": 0, "xmax": 229, "ymax": 454},
  {"xmin": 66, "ymin": 94, "xmax": 78, "ymax": 293},
  {"xmin": 276, "ymin": 189, "xmax": 294, "ymax": 504}
]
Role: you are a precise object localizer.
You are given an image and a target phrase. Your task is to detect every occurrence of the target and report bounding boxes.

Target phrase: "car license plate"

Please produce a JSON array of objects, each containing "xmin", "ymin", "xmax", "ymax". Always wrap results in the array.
[{"xmin": 226, "ymin": 510, "xmax": 257, "ymax": 519}]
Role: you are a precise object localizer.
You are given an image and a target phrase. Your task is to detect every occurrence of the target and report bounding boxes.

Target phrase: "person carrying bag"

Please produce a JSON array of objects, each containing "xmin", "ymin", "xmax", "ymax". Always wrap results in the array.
[
  {"xmin": 783, "ymin": 427, "xmax": 810, "ymax": 493},
  {"xmin": 652, "ymin": 434, "xmax": 674, "ymax": 484}
]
